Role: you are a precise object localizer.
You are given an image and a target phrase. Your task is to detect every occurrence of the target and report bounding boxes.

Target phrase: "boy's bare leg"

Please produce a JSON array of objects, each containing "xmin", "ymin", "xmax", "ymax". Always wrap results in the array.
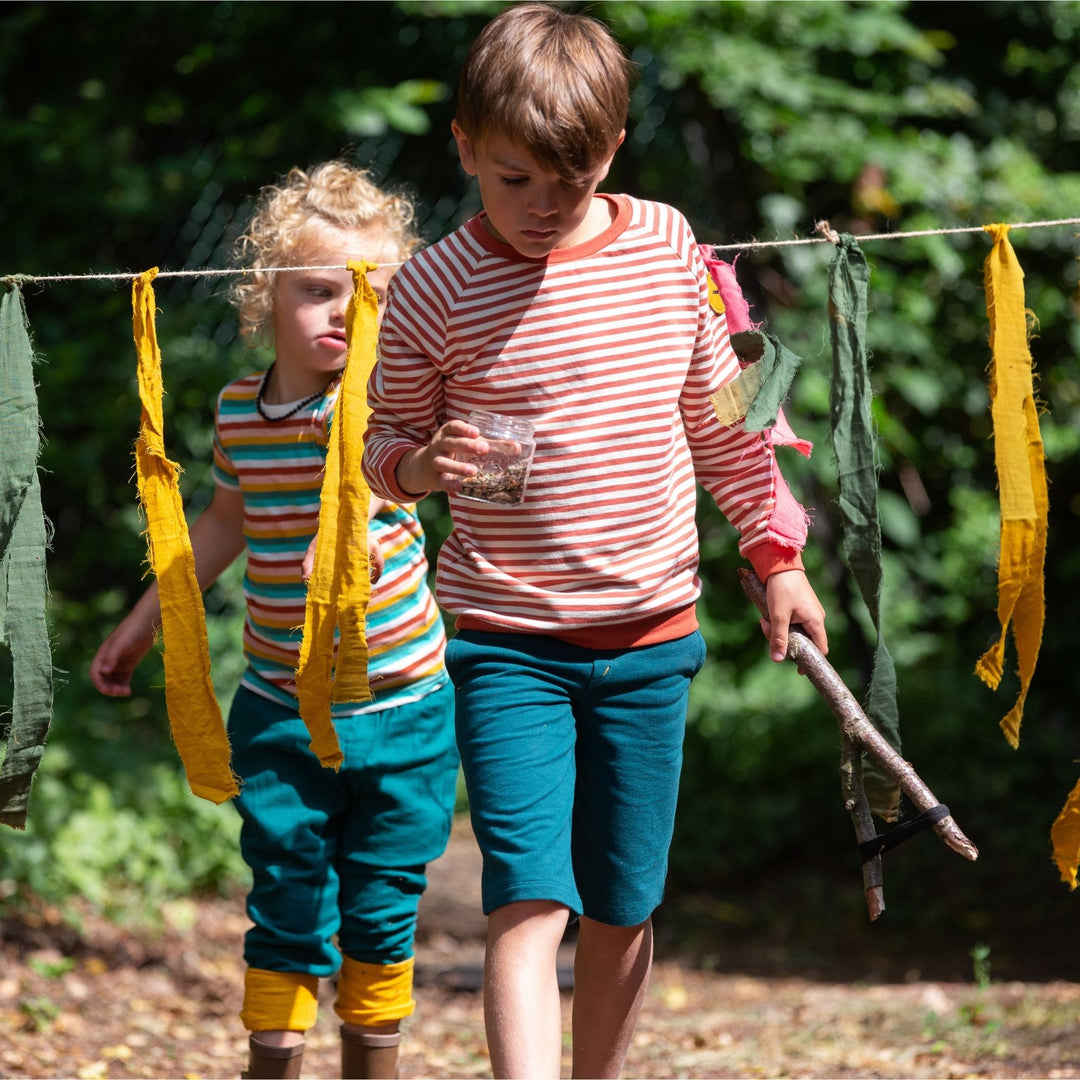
[
  {"xmin": 570, "ymin": 916, "xmax": 653, "ymax": 1079},
  {"xmin": 484, "ymin": 900, "xmax": 571, "ymax": 1078}
]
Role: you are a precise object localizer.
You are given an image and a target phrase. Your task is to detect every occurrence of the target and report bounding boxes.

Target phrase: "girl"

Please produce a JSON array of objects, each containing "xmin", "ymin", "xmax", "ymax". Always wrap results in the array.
[{"xmin": 91, "ymin": 162, "xmax": 458, "ymax": 1080}]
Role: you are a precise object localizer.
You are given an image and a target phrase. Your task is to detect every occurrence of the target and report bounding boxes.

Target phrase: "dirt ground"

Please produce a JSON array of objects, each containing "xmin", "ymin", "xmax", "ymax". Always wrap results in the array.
[{"xmin": 3, "ymin": 816, "xmax": 1080, "ymax": 1080}]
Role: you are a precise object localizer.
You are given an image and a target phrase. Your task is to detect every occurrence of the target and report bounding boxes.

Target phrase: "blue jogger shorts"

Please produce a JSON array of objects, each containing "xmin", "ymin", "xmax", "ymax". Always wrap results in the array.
[
  {"xmin": 445, "ymin": 629, "xmax": 706, "ymax": 927},
  {"xmin": 227, "ymin": 681, "xmax": 459, "ymax": 977}
]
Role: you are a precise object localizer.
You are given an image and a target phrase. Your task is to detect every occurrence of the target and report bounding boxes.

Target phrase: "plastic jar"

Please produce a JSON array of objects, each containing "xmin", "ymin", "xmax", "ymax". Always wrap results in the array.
[{"xmin": 456, "ymin": 410, "xmax": 536, "ymax": 505}]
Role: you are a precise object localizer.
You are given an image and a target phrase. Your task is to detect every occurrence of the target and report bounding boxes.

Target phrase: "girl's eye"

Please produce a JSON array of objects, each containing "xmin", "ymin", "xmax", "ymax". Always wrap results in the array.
[{"xmin": 499, "ymin": 176, "xmax": 527, "ymax": 187}]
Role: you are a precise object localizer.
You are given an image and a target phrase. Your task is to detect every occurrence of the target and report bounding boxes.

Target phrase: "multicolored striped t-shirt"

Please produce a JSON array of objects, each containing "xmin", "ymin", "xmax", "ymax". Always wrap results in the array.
[{"xmin": 212, "ymin": 371, "xmax": 447, "ymax": 714}]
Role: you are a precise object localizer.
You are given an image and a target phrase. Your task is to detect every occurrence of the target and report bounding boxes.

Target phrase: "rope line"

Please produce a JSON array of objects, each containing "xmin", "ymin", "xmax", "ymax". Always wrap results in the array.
[
  {"xmin": 5, "ymin": 216, "xmax": 1080, "ymax": 285},
  {"xmin": 1, "ymin": 264, "xmax": 406, "ymax": 286},
  {"xmin": 707, "ymin": 216, "xmax": 1080, "ymax": 253}
]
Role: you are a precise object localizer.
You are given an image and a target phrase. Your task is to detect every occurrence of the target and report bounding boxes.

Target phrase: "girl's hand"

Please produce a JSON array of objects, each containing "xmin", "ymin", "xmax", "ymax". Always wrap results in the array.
[
  {"xmin": 91, "ymin": 486, "xmax": 243, "ymax": 698},
  {"xmin": 90, "ymin": 616, "xmax": 157, "ymax": 697},
  {"xmin": 368, "ymin": 537, "xmax": 384, "ymax": 584},
  {"xmin": 395, "ymin": 418, "xmax": 489, "ymax": 495},
  {"xmin": 760, "ymin": 568, "xmax": 828, "ymax": 664},
  {"xmin": 302, "ymin": 535, "xmax": 317, "ymax": 582},
  {"xmin": 301, "ymin": 533, "xmax": 384, "ymax": 584}
]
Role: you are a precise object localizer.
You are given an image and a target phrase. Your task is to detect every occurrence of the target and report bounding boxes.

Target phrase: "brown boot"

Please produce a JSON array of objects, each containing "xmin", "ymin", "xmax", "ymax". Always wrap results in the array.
[
  {"xmin": 340, "ymin": 1026, "xmax": 400, "ymax": 1079},
  {"xmin": 244, "ymin": 1034, "xmax": 305, "ymax": 1079}
]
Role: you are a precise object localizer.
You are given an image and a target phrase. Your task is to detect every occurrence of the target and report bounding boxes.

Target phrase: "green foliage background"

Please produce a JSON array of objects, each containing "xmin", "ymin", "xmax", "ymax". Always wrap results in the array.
[{"xmin": 2, "ymin": 1, "xmax": 1078, "ymax": 973}]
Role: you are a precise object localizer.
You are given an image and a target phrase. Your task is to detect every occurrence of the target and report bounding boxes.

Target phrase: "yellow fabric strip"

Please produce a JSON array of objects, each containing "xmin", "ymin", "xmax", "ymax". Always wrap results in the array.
[
  {"xmin": 709, "ymin": 362, "xmax": 763, "ymax": 426},
  {"xmin": 334, "ymin": 956, "xmax": 415, "ymax": 1026},
  {"xmin": 295, "ymin": 261, "xmax": 380, "ymax": 768},
  {"xmin": 131, "ymin": 270, "xmax": 238, "ymax": 803},
  {"xmin": 973, "ymin": 226, "xmax": 1048, "ymax": 750},
  {"xmin": 1051, "ymin": 777, "xmax": 1080, "ymax": 891},
  {"xmin": 241, "ymin": 967, "xmax": 320, "ymax": 1032}
]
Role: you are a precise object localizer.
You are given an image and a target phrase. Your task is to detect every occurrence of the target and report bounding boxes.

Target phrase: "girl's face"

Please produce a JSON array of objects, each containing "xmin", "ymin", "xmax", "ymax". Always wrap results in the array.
[{"xmin": 270, "ymin": 226, "xmax": 394, "ymax": 385}]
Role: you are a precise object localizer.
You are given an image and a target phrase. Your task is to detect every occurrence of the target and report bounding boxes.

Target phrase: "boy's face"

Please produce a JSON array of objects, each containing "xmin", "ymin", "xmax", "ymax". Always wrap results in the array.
[
  {"xmin": 271, "ymin": 226, "xmax": 393, "ymax": 379},
  {"xmin": 452, "ymin": 123, "xmax": 623, "ymax": 259}
]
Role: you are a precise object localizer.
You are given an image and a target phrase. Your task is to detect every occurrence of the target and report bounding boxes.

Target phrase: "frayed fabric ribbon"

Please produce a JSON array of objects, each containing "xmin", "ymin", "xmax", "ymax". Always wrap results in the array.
[
  {"xmin": 826, "ymin": 234, "xmax": 901, "ymax": 822},
  {"xmin": 131, "ymin": 269, "xmax": 238, "ymax": 803},
  {"xmin": 700, "ymin": 250, "xmax": 812, "ymax": 548},
  {"xmin": 295, "ymin": 261, "xmax": 380, "ymax": 768},
  {"xmin": 1052, "ymin": 779, "xmax": 1080, "ymax": 890},
  {"xmin": 700, "ymin": 247, "xmax": 812, "ymax": 455},
  {"xmin": 974, "ymin": 225, "xmax": 1048, "ymax": 750},
  {"xmin": 970, "ymin": 227, "xmax": 1064, "ymax": 886},
  {"xmin": 0, "ymin": 284, "xmax": 54, "ymax": 828}
]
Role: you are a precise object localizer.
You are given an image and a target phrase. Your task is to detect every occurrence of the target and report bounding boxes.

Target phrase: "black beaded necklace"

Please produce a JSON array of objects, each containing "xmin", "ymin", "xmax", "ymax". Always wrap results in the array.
[{"xmin": 255, "ymin": 363, "xmax": 340, "ymax": 422}]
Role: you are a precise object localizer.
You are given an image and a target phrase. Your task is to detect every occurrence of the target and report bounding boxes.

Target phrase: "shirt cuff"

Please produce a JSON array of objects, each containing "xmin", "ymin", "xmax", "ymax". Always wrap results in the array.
[
  {"xmin": 745, "ymin": 542, "xmax": 805, "ymax": 582},
  {"xmin": 382, "ymin": 446, "xmax": 430, "ymax": 503}
]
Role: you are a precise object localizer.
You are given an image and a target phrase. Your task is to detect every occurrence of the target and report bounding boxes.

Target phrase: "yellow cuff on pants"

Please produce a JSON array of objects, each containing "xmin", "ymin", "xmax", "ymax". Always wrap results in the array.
[
  {"xmin": 241, "ymin": 968, "xmax": 320, "ymax": 1032},
  {"xmin": 334, "ymin": 956, "xmax": 415, "ymax": 1026}
]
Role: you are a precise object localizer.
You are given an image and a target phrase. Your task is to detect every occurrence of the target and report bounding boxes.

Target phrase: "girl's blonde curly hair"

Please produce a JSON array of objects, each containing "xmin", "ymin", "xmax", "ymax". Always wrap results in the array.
[{"xmin": 230, "ymin": 160, "xmax": 420, "ymax": 344}]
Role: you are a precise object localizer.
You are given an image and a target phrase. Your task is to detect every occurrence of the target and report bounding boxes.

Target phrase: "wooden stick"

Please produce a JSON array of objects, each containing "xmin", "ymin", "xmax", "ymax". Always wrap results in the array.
[
  {"xmin": 738, "ymin": 569, "xmax": 979, "ymax": 885},
  {"xmin": 840, "ymin": 734, "xmax": 886, "ymax": 920}
]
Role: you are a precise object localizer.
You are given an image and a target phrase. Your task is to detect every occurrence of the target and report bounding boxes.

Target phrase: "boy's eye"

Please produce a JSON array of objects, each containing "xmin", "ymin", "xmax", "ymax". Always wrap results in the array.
[{"xmin": 499, "ymin": 176, "xmax": 528, "ymax": 187}]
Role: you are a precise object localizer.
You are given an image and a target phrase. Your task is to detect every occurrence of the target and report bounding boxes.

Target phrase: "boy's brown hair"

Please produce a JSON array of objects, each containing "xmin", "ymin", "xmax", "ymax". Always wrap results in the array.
[{"xmin": 455, "ymin": 3, "xmax": 632, "ymax": 184}]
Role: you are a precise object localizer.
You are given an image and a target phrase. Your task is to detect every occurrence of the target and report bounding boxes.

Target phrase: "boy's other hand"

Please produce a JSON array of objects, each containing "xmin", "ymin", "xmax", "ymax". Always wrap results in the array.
[
  {"xmin": 396, "ymin": 418, "xmax": 489, "ymax": 495},
  {"xmin": 760, "ymin": 569, "xmax": 828, "ymax": 665}
]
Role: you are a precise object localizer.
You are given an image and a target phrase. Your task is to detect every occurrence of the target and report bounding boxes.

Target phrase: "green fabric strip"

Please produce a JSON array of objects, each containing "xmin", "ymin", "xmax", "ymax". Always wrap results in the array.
[
  {"xmin": 826, "ymin": 235, "xmax": 901, "ymax": 821},
  {"xmin": 0, "ymin": 284, "xmax": 54, "ymax": 829},
  {"xmin": 729, "ymin": 330, "xmax": 806, "ymax": 433}
]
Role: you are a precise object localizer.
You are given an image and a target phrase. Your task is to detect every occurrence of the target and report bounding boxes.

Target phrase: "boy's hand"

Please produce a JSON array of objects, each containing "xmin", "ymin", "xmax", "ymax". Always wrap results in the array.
[
  {"xmin": 90, "ymin": 616, "xmax": 157, "ymax": 698},
  {"xmin": 760, "ymin": 568, "xmax": 828, "ymax": 664},
  {"xmin": 396, "ymin": 418, "xmax": 489, "ymax": 495}
]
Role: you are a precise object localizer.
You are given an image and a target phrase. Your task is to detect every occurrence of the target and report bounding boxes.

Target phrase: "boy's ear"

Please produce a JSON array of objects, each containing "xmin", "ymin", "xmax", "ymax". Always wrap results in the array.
[
  {"xmin": 596, "ymin": 130, "xmax": 626, "ymax": 183},
  {"xmin": 451, "ymin": 120, "xmax": 478, "ymax": 177}
]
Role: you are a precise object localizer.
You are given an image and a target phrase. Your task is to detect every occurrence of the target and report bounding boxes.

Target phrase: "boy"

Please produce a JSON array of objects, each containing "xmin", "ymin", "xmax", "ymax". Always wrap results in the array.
[{"xmin": 361, "ymin": 6, "xmax": 829, "ymax": 1077}]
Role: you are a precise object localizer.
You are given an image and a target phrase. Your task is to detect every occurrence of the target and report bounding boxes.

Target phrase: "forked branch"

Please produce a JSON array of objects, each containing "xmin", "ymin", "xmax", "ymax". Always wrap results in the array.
[{"xmin": 738, "ymin": 568, "xmax": 978, "ymax": 919}]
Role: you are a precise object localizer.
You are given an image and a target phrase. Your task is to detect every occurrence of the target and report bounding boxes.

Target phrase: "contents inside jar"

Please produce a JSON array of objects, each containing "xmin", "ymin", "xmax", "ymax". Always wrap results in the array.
[{"xmin": 458, "ymin": 441, "xmax": 529, "ymax": 504}]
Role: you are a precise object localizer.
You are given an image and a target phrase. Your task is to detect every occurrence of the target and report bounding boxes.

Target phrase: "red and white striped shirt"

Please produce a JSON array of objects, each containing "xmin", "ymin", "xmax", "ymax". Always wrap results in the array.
[{"xmin": 363, "ymin": 195, "xmax": 808, "ymax": 647}]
